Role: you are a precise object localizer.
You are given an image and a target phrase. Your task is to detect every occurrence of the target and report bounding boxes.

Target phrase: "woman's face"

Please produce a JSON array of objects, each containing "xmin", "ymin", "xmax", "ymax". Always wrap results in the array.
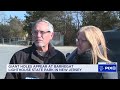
[{"xmin": 76, "ymin": 32, "xmax": 91, "ymax": 54}]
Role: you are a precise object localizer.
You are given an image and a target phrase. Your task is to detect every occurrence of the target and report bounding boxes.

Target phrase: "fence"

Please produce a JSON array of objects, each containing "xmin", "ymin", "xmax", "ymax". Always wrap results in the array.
[
  {"xmin": 0, "ymin": 37, "xmax": 30, "ymax": 45},
  {"xmin": 0, "ymin": 32, "xmax": 64, "ymax": 46}
]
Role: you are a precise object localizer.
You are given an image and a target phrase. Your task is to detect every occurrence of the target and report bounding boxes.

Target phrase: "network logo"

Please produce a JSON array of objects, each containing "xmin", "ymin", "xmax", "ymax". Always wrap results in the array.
[{"xmin": 98, "ymin": 64, "xmax": 117, "ymax": 72}]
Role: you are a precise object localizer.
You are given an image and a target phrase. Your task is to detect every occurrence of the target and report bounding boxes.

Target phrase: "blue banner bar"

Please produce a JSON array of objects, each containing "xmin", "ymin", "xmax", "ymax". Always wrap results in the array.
[{"xmin": 98, "ymin": 64, "xmax": 117, "ymax": 72}]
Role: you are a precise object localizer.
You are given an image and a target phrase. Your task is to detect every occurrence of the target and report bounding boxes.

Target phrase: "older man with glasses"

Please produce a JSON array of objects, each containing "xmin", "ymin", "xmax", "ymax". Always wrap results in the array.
[{"xmin": 5, "ymin": 19, "xmax": 66, "ymax": 79}]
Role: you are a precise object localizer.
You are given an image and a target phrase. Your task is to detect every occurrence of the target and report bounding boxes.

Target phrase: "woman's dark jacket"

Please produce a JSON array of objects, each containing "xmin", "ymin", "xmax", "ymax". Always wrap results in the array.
[{"xmin": 66, "ymin": 48, "xmax": 118, "ymax": 79}]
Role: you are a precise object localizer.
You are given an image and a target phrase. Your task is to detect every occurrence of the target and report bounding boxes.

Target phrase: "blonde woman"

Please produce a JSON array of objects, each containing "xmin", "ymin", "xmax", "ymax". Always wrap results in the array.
[{"xmin": 66, "ymin": 25, "xmax": 118, "ymax": 79}]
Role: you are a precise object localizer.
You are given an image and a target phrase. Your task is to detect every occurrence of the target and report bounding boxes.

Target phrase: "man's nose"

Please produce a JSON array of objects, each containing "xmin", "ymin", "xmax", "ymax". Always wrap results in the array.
[{"xmin": 36, "ymin": 32, "xmax": 42, "ymax": 37}]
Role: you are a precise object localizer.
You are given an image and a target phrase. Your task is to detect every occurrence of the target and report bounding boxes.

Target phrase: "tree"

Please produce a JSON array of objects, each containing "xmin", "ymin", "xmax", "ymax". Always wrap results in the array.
[
  {"xmin": 81, "ymin": 11, "xmax": 120, "ymax": 31},
  {"xmin": 0, "ymin": 12, "xmax": 7, "ymax": 25},
  {"xmin": 0, "ymin": 24, "xmax": 11, "ymax": 38},
  {"xmin": 8, "ymin": 16, "xmax": 26, "ymax": 38},
  {"xmin": 72, "ymin": 11, "xmax": 82, "ymax": 31}
]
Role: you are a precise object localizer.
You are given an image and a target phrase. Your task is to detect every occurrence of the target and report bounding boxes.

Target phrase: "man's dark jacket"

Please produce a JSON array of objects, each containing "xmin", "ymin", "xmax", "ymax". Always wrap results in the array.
[{"xmin": 5, "ymin": 43, "xmax": 66, "ymax": 79}]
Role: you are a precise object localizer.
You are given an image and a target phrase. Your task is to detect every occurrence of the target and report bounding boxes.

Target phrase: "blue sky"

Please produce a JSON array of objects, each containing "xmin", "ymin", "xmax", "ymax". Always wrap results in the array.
[{"xmin": 1, "ymin": 11, "xmax": 27, "ymax": 20}]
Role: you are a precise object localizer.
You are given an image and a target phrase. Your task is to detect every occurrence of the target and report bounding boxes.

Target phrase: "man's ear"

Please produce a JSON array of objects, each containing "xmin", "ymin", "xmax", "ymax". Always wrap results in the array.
[{"xmin": 51, "ymin": 32, "xmax": 54, "ymax": 38}]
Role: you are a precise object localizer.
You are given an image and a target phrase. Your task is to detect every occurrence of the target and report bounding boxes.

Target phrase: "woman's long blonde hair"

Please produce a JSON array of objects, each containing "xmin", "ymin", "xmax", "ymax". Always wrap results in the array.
[{"xmin": 78, "ymin": 25, "xmax": 110, "ymax": 64}]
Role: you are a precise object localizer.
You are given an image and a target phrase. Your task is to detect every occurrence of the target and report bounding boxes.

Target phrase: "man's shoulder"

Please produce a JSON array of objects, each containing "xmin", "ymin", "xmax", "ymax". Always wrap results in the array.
[
  {"xmin": 14, "ymin": 46, "xmax": 32, "ymax": 55},
  {"xmin": 54, "ymin": 49, "xmax": 65, "ymax": 56}
]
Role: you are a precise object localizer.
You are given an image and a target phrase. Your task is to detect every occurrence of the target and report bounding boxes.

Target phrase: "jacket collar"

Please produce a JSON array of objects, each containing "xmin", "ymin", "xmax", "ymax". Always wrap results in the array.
[
  {"xmin": 31, "ymin": 43, "xmax": 57, "ymax": 63},
  {"xmin": 66, "ymin": 48, "xmax": 77, "ymax": 61}
]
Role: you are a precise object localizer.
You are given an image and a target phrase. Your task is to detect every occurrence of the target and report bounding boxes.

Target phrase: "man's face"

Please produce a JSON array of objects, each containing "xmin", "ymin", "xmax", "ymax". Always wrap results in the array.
[{"xmin": 32, "ymin": 22, "xmax": 54, "ymax": 47}]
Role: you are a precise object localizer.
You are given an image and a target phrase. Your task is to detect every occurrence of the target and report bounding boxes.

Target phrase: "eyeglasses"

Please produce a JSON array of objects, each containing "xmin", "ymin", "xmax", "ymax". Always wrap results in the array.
[
  {"xmin": 32, "ymin": 30, "xmax": 50, "ymax": 35},
  {"xmin": 76, "ymin": 38, "xmax": 88, "ymax": 43}
]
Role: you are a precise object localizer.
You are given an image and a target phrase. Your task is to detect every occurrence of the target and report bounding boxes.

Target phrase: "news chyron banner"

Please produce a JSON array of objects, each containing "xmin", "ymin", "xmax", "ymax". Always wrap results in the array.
[{"xmin": 6, "ymin": 62, "xmax": 117, "ymax": 73}]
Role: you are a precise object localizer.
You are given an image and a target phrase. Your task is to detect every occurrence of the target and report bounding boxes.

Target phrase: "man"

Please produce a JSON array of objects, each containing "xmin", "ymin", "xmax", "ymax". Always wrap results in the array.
[{"xmin": 5, "ymin": 19, "xmax": 66, "ymax": 79}]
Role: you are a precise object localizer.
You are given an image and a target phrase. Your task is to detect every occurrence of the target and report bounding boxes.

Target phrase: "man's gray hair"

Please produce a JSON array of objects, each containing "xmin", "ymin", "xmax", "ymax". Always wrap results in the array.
[{"xmin": 32, "ymin": 19, "xmax": 54, "ymax": 32}]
